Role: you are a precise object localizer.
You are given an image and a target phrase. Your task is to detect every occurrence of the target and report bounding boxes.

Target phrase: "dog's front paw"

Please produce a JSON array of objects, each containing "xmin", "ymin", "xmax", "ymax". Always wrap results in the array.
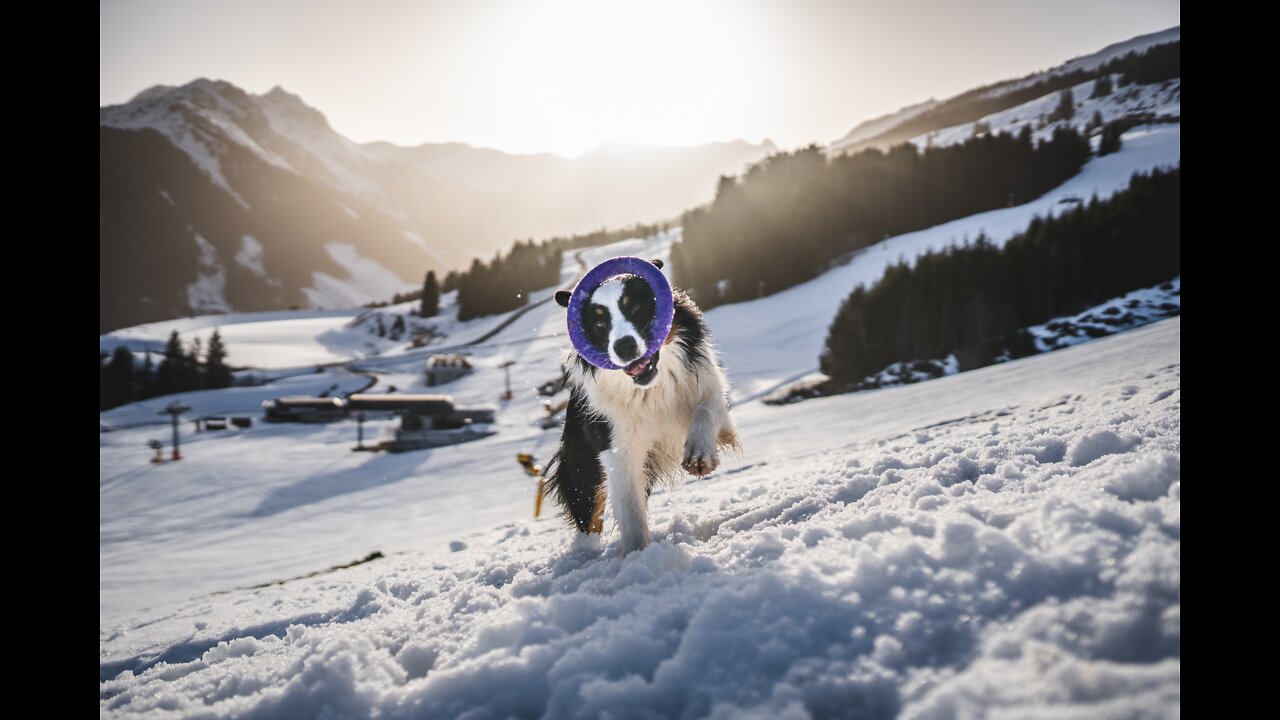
[{"xmin": 682, "ymin": 444, "xmax": 720, "ymax": 477}]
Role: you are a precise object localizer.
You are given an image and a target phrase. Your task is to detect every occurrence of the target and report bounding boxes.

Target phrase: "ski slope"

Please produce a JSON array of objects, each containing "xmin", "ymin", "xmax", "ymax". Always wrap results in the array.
[{"xmin": 101, "ymin": 317, "xmax": 1180, "ymax": 718}]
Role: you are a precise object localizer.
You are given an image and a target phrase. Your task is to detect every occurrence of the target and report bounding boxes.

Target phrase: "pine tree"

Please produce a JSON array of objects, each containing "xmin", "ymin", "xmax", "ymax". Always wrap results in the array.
[
  {"xmin": 1090, "ymin": 74, "xmax": 1113, "ymax": 99},
  {"xmin": 205, "ymin": 329, "xmax": 232, "ymax": 389},
  {"xmin": 1049, "ymin": 89, "xmax": 1075, "ymax": 123},
  {"xmin": 140, "ymin": 350, "xmax": 155, "ymax": 399},
  {"xmin": 188, "ymin": 337, "xmax": 204, "ymax": 389},
  {"xmin": 156, "ymin": 330, "xmax": 185, "ymax": 396},
  {"xmin": 1089, "ymin": 111, "xmax": 1104, "ymax": 132},
  {"xmin": 420, "ymin": 270, "xmax": 440, "ymax": 318},
  {"xmin": 1098, "ymin": 123, "xmax": 1123, "ymax": 156},
  {"xmin": 101, "ymin": 346, "xmax": 135, "ymax": 410}
]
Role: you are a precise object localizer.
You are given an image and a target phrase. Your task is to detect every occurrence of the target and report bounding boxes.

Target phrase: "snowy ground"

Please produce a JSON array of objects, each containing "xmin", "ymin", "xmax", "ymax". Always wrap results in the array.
[{"xmin": 101, "ymin": 318, "xmax": 1180, "ymax": 718}]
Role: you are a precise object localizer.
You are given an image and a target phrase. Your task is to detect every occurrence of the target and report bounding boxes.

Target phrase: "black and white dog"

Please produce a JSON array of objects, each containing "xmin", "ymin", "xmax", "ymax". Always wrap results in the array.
[{"xmin": 547, "ymin": 259, "xmax": 738, "ymax": 553}]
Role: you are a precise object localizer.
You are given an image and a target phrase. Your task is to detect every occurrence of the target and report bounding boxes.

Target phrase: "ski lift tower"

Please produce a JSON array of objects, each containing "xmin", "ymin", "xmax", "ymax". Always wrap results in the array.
[
  {"xmin": 159, "ymin": 401, "xmax": 191, "ymax": 461},
  {"xmin": 499, "ymin": 360, "xmax": 517, "ymax": 401}
]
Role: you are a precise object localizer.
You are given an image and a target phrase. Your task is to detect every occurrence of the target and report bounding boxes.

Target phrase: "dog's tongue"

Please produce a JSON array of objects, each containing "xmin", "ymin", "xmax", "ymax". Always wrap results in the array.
[{"xmin": 625, "ymin": 356, "xmax": 650, "ymax": 377}]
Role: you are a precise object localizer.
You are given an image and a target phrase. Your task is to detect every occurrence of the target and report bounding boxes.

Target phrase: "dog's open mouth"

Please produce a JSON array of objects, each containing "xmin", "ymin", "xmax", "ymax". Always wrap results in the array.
[{"xmin": 624, "ymin": 350, "xmax": 660, "ymax": 386}]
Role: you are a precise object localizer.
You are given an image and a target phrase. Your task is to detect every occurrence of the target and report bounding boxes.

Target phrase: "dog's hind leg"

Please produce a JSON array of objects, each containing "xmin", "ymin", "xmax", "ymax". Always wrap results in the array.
[
  {"xmin": 553, "ymin": 456, "xmax": 606, "ymax": 533},
  {"xmin": 589, "ymin": 484, "xmax": 606, "ymax": 534},
  {"xmin": 546, "ymin": 387, "xmax": 611, "ymax": 534}
]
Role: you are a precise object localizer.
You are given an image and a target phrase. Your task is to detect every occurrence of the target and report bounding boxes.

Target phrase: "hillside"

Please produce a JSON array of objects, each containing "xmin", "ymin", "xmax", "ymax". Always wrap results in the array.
[
  {"xmin": 829, "ymin": 26, "xmax": 1179, "ymax": 155},
  {"xmin": 100, "ymin": 306, "xmax": 1180, "ymax": 716}
]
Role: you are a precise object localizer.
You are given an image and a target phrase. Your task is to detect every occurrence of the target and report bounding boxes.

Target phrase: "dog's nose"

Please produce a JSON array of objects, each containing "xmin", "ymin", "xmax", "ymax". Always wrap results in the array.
[{"xmin": 613, "ymin": 336, "xmax": 639, "ymax": 363}]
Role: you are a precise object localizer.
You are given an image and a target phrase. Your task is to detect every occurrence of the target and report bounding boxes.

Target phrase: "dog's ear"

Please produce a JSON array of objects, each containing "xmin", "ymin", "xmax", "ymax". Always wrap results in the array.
[
  {"xmin": 555, "ymin": 290, "xmax": 572, "ymax": 307},
  {"xmin": 650, "ymin": 259, "xmax": 664, "ymax": 269}
]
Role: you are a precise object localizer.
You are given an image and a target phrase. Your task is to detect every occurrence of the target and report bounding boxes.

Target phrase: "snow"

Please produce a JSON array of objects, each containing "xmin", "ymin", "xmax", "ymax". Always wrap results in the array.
[
  {"xmin": 102, "ymin": 308, "xmax": 366, "ymax": 354},
  {"xmin": 101, "ymin": 79, "xmax": 388, "ymax": 207},
  {"xmin": 100, "ymin": 318, "xmax": 1180, "ymax": 717},
  {"xmin": 232, "ymin": 234, "xmax": 276, "ymax": 283},
  {"xmin": 1025, "ymin": 278, "xmax": 1180, "ymax": 352},
  {"xmin": 302, "ymin": 243, "xmax": 416, "ymax": 310},
  {"xmin": 1103, "ymin": 452, "xmax": 1180, "ymax": 502},
  {"xmin": 257, "ymin": 86, "xmax": 384, "ymax": 201},
  {"xmin": 100, "ymin": 79, "xmax": 299, "ymax": 208},
  {"xmin": 862, "ymin": 354, "xmax": 959, "ymax": 390},
  {"xmin": 825, "ymin": 27, "xmax": 1178, "ymax": 154},
  {"xmin": 201, "ymin": 316, "xmax": 391, "ymax": 368},
  {"xmin": 983, "ymin": 27, "xmax": 1180, "ymax": 99},
  {"xmin": 916, "ymin": 77, "xmax": 1180, "ymax": 149},
  {"xmin": 1067, "ymin": 429, "xmax": 1139, "ymax": 467},
  {"xmin": 402, "ymin": 229, "xmax": 444, "ymax": 261},
  {"xmin": 185, "ymin": 234, "xmax": 232, "ymax": 315}
]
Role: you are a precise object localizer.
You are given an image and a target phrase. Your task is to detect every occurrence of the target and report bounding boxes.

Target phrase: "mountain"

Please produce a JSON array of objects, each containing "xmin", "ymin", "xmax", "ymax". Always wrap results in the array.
[
  {"xmin": 99, "ymin": 81, "xmax": 774, "ymax": 333},
  {"xmin": 829, "ymin": 25, "xmax": 1179, "ymax": 155},
  {"xmin": 364, "ymin": 139, "xmax": 777, "ymax": 236}
]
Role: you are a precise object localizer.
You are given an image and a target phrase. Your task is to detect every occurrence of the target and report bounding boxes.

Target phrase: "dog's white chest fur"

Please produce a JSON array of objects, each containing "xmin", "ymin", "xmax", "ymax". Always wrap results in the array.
[
  {"xmin": 567, "ymin": 337, "xmax": 737, "ymax": 553},
  {"xmin": 579, "ymin": 348, "xmax": 699, "ymax": 463}
]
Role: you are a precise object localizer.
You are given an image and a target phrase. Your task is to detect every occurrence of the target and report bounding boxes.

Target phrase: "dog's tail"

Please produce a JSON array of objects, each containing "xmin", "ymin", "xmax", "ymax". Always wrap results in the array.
[{"xmin": 543, "ymin": 446, "xmax": 606, "ymax": 534}]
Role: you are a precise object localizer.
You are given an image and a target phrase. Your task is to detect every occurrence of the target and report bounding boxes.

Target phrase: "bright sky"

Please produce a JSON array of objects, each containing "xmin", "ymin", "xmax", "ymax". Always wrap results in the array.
[{"xmin": 100, "ymin": 0, "xmax": 1179, "ymax": 157}]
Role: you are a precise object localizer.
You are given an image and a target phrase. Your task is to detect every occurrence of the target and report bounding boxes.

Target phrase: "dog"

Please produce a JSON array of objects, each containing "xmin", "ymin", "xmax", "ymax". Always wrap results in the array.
[{"xmin": 546, "ymin": 258, "xmax": 739, "ymax": 553}]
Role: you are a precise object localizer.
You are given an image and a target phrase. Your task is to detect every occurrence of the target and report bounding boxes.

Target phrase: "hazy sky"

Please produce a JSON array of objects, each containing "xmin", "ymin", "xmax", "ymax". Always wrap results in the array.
[{"xmin": 100, "ymin": 0, "xmax": 1179, "ymax": 157}]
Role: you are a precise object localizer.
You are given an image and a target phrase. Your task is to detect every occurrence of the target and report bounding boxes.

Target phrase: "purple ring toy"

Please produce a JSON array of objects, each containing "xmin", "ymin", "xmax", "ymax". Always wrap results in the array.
[{"xmin": 567, "ymin": 256, "xmax": 674, "ymax": 370}]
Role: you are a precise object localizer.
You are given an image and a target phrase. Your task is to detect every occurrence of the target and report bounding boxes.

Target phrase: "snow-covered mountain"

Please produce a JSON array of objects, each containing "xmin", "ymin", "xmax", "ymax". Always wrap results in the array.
[
  {"xmin": 829, "ymin": 25, "xmax": 1179, "ymax": 155},
  {"xmin": 99, "ymin": 81, "xmax": 774, "ymax": 333},
  {"xmin": 983, "ymin": 26, "xmax": 1181, "ymax": 99}
]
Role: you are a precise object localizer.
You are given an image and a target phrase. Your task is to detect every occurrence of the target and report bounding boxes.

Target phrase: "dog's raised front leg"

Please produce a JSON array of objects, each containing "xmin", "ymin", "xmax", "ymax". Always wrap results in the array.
[
  {"xmin": 683, "ymin": 400, "xmax": 728, "ymax": 477},
  {"xmin": 599, "ymin": 449, "xmax": 651, "ymax": 553}
]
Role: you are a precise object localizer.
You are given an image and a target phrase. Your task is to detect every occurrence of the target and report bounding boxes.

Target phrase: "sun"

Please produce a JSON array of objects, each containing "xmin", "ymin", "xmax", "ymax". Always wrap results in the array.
[{"xmin": 455, "ymin": 0, "xmax": 771, "ymax": 156}]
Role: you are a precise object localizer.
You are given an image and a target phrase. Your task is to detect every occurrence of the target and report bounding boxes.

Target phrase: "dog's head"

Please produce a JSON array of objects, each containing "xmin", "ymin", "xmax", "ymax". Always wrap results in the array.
[{"xmin": 557, "ymin": 259, "xmax": 665, "ymax": 387}]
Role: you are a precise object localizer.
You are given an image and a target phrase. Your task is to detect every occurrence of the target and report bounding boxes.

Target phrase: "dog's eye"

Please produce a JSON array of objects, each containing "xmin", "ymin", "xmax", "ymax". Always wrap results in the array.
[
  {"xmin": 595, "ymin": 319, "xmax": 606, "ymax": 328},
  {"xmin": 620, "ymin": 296, "xmax": 629, "ymax": 307}
]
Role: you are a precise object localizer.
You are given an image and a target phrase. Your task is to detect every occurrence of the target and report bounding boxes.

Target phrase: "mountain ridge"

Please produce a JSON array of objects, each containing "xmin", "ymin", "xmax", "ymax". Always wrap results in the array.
[{"xmin": 99, "ymin": 80, "xmax": 773, "ymax": 332}]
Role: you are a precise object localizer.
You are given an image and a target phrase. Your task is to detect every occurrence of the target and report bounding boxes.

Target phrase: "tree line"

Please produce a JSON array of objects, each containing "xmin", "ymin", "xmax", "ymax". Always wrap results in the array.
[
  {"xmin": 455, "ymin": 240, "xmax": 564, "ymax": 320},
  {"xmin": 100, "ymin": 329, "xmax": 233, "ymax": 410},
  {"xmin": 365, "ymin": 221, "xmax": 670, "ymax": 321},
  {"xmin": 820, "ymin": 165, "xmax": 1180, "ymax": 391},
  {"xmin": 450, "ymin": 221, "xmax": 671, "ymax": 319},
  {"xmin": 673, "ymin": 125, "xmax": 1092, "ymax": 309},
  {"xmin": 841, "ymin": 40, "xmax": 1179, "ymax": 152}
]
